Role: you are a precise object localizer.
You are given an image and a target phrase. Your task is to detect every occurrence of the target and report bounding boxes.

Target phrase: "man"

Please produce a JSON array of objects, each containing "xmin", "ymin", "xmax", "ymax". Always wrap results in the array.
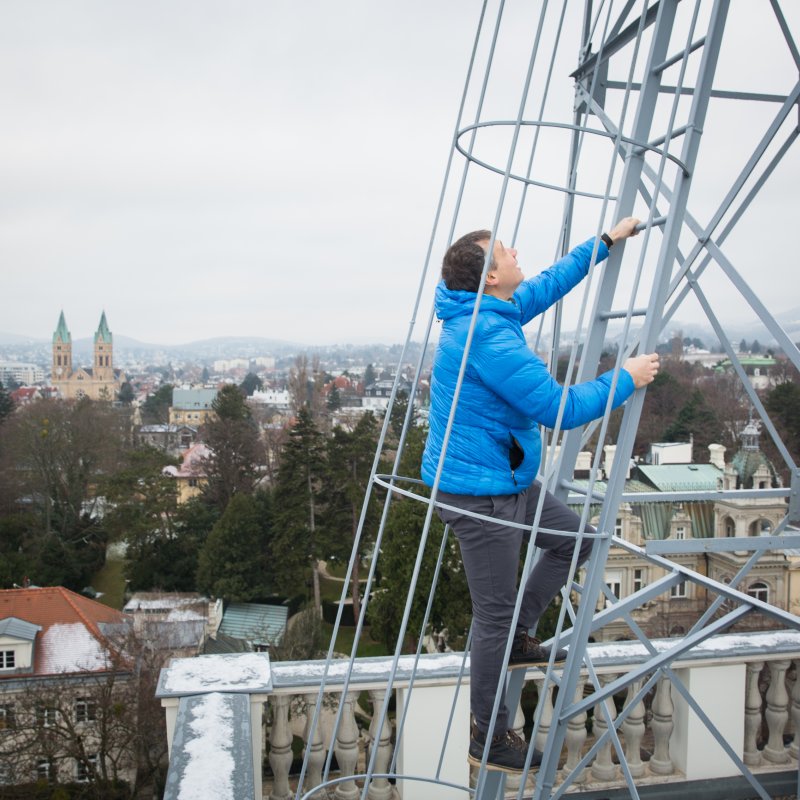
[{"xmin": 421, "ymin": 218, "xmax": 659, "ymax": 772}]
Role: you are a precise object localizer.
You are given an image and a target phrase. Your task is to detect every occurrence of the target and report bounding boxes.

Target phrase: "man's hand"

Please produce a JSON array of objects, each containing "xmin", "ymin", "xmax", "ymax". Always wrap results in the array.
[
  {"xmin": 608, "ymin": 217, "xmax": 641, "ymax": 244},
  {"xmin": 623, "ymin": 353, "xmax": 660, "ymax": 389}
]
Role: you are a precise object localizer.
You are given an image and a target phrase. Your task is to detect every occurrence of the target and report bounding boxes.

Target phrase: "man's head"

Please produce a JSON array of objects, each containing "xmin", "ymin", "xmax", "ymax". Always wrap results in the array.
[{"xmin": 441, "ymin": 230, "xmax": 523, "ymax": 299}]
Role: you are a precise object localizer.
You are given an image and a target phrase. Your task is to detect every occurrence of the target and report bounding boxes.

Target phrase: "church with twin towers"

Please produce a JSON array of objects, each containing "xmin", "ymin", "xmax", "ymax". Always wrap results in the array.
[{"xmin": 52, "ymin": 310, "xmax": 126, "ymax": 401}]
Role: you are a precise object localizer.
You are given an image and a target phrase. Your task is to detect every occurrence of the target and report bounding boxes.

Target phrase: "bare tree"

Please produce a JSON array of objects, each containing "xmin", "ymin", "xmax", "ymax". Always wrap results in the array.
[
  {"xmin": 0, "ymin": 629, "xmax": 170, "ymax": 798},
  {"xmin": 288, "ymin": 354, "xmax": 328, "ymax": 427}
]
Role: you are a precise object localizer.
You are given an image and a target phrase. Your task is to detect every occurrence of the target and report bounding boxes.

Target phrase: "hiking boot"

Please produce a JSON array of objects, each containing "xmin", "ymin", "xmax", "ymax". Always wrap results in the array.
[
  {"xmin": 468, "ymin": 726, "xmax": 542, "ymax": 773},
  {"xmin": 507, "ymin": 630, "xmax": 567, "ymax": 669}
]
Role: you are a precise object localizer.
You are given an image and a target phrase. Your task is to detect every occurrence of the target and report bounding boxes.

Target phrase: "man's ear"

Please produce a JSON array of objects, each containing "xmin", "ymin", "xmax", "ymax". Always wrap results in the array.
[{"xmin": 485, "ymin": 269, "xmax": 498, "ymax": 286}]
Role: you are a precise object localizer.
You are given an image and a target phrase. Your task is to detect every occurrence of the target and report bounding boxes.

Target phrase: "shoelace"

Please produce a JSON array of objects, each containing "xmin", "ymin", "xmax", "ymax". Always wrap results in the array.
[{"xmin": 502, "ymin": 730, "xmax": 528, "ymax": 753}]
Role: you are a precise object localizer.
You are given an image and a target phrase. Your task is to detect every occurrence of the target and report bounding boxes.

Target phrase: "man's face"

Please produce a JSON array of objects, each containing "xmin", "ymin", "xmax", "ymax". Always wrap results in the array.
[{"xmin": 482, "ymin": 239, "xmax": 524, "ymax": 299}]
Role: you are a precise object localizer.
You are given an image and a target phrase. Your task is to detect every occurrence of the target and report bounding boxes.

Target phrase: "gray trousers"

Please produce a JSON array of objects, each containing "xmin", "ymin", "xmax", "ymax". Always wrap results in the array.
[{"xmin": 437, "ymin": 482, "xmax": 593, "ymax": 736}]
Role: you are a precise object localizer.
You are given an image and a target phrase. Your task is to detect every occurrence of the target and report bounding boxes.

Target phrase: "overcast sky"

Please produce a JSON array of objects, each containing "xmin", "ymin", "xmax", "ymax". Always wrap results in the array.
[{"xmin": 1, "ymin": 1, "xmax": 797, "ymax": 347}]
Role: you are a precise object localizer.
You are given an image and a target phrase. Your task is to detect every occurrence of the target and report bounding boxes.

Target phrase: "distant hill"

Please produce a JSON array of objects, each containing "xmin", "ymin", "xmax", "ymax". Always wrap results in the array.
[{"xmin": 2, "ymin": 307, "xmax": 798, "ymax": 366}]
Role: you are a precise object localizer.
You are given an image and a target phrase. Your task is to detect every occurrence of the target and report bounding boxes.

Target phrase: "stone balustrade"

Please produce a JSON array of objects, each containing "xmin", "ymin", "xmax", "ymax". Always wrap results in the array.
[{"xmin": 157, "ymin": 631, "xmax": 800, "ymax": 800}]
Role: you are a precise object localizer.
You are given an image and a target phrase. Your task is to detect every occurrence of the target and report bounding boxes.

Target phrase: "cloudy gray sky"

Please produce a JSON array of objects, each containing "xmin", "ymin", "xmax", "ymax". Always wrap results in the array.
[{"xmin": 1, "ymin": 1, "xmax": 797, "ymax": 347}]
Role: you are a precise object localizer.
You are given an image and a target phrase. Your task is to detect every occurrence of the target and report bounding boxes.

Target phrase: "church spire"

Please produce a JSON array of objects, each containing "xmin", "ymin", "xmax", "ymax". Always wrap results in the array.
[
  {"xmin": 94, "ymin": 311, "xmax": 112, "ymax": 345},
  {"xmin": 53, "ymin": 310, "xmax": 71, "ymax": 344}
]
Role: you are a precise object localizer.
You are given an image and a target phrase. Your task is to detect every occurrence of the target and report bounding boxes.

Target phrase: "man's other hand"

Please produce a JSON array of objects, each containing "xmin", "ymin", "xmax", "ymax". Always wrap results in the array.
[
  {"xmin": 623, "ymin": 353, "xmax": 660, "ymax": 388},
  {"xmin": 608, "ymin": 217, "xmax": 641, "ymax": 243}
]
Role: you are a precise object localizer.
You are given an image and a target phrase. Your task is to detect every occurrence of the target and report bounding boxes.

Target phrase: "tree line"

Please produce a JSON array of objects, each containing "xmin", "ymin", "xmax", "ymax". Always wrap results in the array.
[{"xmin": 0, "ymin": 357, "xmax": 798, "ymax": 648}]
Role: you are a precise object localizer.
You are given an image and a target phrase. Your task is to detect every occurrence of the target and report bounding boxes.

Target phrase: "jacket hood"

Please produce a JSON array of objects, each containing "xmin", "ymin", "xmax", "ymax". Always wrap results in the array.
[{"xmin": 434, "ymin": 281, "xmax": 521, "ymax": 322}]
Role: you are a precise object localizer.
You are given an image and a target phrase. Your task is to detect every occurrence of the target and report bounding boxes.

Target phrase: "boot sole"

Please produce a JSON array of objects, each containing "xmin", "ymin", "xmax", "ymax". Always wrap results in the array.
[
  {"xmin": 467, "ymin": 754, "xmax": 532, "ymax": 773},
  {"xmin": 507, "ymin": 658, "xmax": 566, "ymax": 670}
]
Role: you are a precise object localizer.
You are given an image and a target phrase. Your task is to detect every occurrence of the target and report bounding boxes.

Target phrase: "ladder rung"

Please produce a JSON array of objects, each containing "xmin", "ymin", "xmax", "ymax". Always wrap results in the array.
[
  {"xmin": 633, "ymin": 125, "xmax": 690, "ymax": 155},
  {"xmin": 646, "ymin": 124, "xmax": 689, "ymax": 150},
  {"xmin": 652, "ymin": 36, "xmax": 706, "ymax": 75},
  {"xmin": 634, "ymin": 215, "xmax": 667, "ymax": 231},
  {"xmin": 599, "ymin": 308, "xmax": 648, "ymax": 320}
]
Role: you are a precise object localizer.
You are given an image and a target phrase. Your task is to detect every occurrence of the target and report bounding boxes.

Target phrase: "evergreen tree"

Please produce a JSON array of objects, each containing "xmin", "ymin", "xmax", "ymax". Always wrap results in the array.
[
  {"xmin": 321, "ymin": 412, "xmax": 379, "ymax": 624},
  {"xmin": 125, "ymin": 497, "xmax": 219, "ymax": 592},
  {"xmin": 142, "ymin": 384, "xmax": 173, "ymax": 424},
  {"xmin": 195, "ymin": 492, "xmax": 274, "ymax": 601},
  {"xmin": 0, "ymin": 380, "xmax": 14, "ymax": 424},
  {"xmin": 765, "ymin": 380, "xmax": 800, "ymax": 458},
  {"xmin": 739, "ymin": 338, "xmax": 748, "ymax": 353},
  {"xmin": 751, "ymin": 339, "xmax": 762, "ymax": 354},
  {"xmin": 363, "ymin": 363, "xmax": 377, "ymax": 387},
  {"xmin": 327, "ymin": 384, "xmax": 342, "ymax": 411},
  {"xmin": 273, "ymin": 407, "xmax": 327, "ymax": 611},
  {"xmin": 664, "ymin": 389, "xmax": 724, "ymax": 459},
  {"xmin": 368, "ymin": 425, "xmax": 471, "ymax": 651},
  {"xmin": 201, "ymin": 384, "xmax": 264, "ymax": 510},
  {"xmin": 240, "ymin": 372, "xmax": 263, "ymax": 397},
  {"xmin": 201, "ymin": 366, "xmax": 210, "ymax": 383},
  {"xmin": 117, "ymin": 381, "xmax": 135, "ymax": 405}
]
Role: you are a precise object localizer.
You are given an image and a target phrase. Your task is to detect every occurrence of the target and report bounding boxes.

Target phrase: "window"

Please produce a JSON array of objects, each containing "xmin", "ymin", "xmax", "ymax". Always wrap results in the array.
[
  {"xmin": 75, "ymin": 754, "xmax": 98, "ymax": 783},
  {"xmin": 36, "ymin": 707, "xmax": 58, "ymax": 728},
  {"xmin": 633, "ymin": 569, "xmax": 645, "ymax": 593},
  {"xmin": 748, "ymin": 582, "xmax": 769, "ymax": 603},
  {"xmin": 670, "ymin": 580, "xmax": 687, "ymax": 599},
  {"xmin": 750, "ymin": 518, "xmax": 773, "ymax": 536},
  {"xmin": 0, "ymin": 651, "xmax": 15, "ymax": 670},
  {"xmin": 75, "ymin": 698, "xmax": 96, "ymax": 723},
  {"xmin": 605, "ymin": 571, "xmax": 622, "ymax": 600},
  {"xmin": 675, "ymin": 526, "xmax": 686, "ymax": 540},
  {"xmin": 0, "ymin": 705, "xmax": 16, "ymax": 732},
  {"xmin": 613, "ymin": 518, "xmax": 623, "ymax": 536},
  {"xmin": 36, "ymin": 759, "xmax": 55, "ymax": 783}
]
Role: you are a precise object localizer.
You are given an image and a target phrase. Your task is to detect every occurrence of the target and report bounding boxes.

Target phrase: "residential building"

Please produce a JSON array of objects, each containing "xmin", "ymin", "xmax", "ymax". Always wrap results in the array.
[
  {"xmin": 123, "ymin": 593, "xmax": 211, "ymax": 657},
  {"xmin": 162, "ymin": 442, "xmax": 210, "ymax": 503},
  {"xmin": 51, "ymin": 311, "xmax": 127, "ymax": 401},
  {"xmin": 169, "ymin": 387, "xmax": 217, "ymax": 426},
  {"xmin": 0, "ymin": 361, "xmax": 45, "ymax": 386},
  {"xmin": 583, "ymin": 427, "xmax": 789, "ymax": 641},
  {"xmin": 136, "ymin": 423, "xmax": 198, "ymax": 456},
  {"xmin": 0, "ymin": 587, "xmax": 135, "ymax": 788},
  {"xmin": 715, "ymin": 355, "xmax": 779, "ymax": 390}
]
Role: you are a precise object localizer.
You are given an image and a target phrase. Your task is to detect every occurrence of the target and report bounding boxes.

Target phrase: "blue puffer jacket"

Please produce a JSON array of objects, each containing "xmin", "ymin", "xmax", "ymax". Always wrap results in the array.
[{"xmin": 421, "ymin": 237, "xmax": 635, "ymax": 496}]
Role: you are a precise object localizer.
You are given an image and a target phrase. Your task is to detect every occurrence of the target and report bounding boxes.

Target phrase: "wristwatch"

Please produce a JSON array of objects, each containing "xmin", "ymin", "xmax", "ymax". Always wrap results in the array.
[{"xmin": 601, "ymin": 232, "xmax": 614, "ymax": 249}]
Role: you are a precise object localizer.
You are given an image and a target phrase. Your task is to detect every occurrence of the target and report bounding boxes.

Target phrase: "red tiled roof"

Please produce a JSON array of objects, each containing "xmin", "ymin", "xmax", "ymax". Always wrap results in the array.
[{"xmin": 0, "ymin": 587, "xmax": 128, "ymax": 677}]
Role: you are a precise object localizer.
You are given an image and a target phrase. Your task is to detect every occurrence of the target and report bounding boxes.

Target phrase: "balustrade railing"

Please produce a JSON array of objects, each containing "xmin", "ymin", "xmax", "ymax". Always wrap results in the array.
[{"xmin": 157, "ymin": 631, "xmax": 800, "ymax": 800}]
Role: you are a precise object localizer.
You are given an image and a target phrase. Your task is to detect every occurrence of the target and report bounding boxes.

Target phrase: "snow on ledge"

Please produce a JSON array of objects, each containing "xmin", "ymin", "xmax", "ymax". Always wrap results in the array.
[
  {"xmin": 586, "ymin": 629, "xmax": 800, "ymax": 663},
  {"xmin": 159, "ymin": 652, "xmax": 272, "ymax": 697},
  {"xmin": 177, "ymin": 693, "xmax": 235, "ymax": 800}
]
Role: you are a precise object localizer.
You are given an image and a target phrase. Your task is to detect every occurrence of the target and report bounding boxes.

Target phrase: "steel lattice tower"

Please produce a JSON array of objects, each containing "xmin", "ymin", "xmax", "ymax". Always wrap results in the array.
[{"xmin": 297, "ymin": 2, "xmax": 800, "ymax": 799}]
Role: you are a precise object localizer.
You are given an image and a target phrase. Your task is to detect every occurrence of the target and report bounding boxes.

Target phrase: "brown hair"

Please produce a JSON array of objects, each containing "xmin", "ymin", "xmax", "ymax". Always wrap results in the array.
[{"xmin": 441, "ymin": 230, "xmax": 494, "ymax": 292}]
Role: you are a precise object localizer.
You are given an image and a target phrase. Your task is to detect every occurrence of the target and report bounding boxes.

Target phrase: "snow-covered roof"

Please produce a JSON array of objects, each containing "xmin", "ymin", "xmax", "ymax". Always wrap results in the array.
[
  {"xmin": 124, "ymin": 593, "xmax": 208, "ymax": 613},
  {"xmin": 0, "ymin": 586, "xmax": 128, "ymax": 677},
  {"xmin": 40, "ymin": 623, "xmax": 110, "ymax": 673}
]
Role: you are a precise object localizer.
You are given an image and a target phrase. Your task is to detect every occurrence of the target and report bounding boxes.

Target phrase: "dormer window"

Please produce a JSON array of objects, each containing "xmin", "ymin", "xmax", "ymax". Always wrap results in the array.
[{"xmin": 0, "ymin": 650, "xmax": 15, "ymax": 670}]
